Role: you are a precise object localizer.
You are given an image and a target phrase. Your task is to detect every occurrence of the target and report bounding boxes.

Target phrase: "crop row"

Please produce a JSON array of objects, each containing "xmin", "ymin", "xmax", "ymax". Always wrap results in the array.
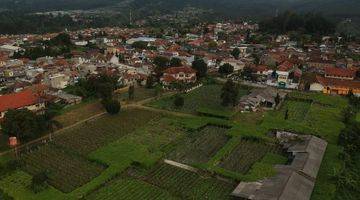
[
  {"xmin": 86, "ymin": 177, "xmax": 174, "ymax": 200},
  {"xmin": 219, "ymin": 140, "xmax": 283, "ymax": 174},
  {"xmin": 167, "ymin": 126, "xmax": 229, "ymax": 164},
  {"xmin": 54, "ymin": 109, "xmax": 161, "ymax": 155},
  {"xmin": 21, "ymin": 144, "xmax": 104, "ymax": 193},
  {"xmin": 146, "ymin": 163, "xmax": 235, "ymax": 199}
]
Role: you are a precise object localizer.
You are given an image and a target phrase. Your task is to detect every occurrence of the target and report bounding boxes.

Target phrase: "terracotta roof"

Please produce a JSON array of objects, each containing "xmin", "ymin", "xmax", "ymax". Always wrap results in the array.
[
  {"xmin": 163, "ymin": 66, "xmax": 196, "ymax": 74},
  {"xmin": 252, "ymin": 65, "xmax": 269, "ymax": 72},
  {"xmin": 278, "ymin": 61, "xmax": 294, "ymax": 71},
  {"xmin": 316, "ymin": 76, "xmax": 360, "ymax": 89},
  {"xmin": 324, "ymin": 67, "xmax": 356, "ymax": 78},
  {"xmin": 0, "ymin": 87, "xmax": 45, "ymax": 112},
  {"xmin": 161, "ymin": 74, "xmax": 177, "ymax": 83}
]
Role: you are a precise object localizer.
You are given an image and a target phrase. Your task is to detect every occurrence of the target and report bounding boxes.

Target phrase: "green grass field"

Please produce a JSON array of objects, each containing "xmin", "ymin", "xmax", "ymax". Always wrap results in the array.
[{"xmin": 148, "ymin": 84, "xmax": 250, "ymax": 118}]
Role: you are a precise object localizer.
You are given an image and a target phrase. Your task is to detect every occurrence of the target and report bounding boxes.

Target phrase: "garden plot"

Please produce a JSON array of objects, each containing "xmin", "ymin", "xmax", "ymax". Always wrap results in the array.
[
  {"xmin": 219, "ymin": 140, "xmax": 283, "ymax": 174},
  {"xmin": 148, "ymin": 84, "xmax": 250, "ymax": 118},
  {"xmin": 145, "ymin": 163, "xmax": 235, "ymax": 199},
  {"xmin": 282, "ymin": 100, "xmax": 312, "ymax": 122},
  {"xmin": 21, "ymin": 144, "xmax": 105, "ymax": 193},
  {"xmin": 54, "ymin": 109, "xmax": 161, "ymax": 155},
  {"xmin": 167, "ymin": 125, "xmax": 229, "ymax": 164},
  {"xmin": 85, "ymin": 176, "xmax": 175, "ymax": 200}
]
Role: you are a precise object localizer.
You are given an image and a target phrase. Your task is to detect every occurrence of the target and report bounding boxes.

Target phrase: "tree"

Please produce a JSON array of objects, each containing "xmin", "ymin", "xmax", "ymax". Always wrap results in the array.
[
  {"xmin": 219, "ymin": 63, "xmax": 234, "ymax": 75},
  {"xmin": 132, "ymin": 41, "xmax": 148, "ymax": 49},
  {"xmin": 208, "ymin": 40, "xmax": 218, "ymax": 49},
  {"xmin": 97, "ymin": 82, "xmax": 114, "ymax": 100},
  {"xmin": 221, "ymin": 80, "xmax": 239, "ymax": 107},
  {"xmin": 174, "ymin": 95, "xmax": 184, "ymax": 108},
  {"xmin": 231, "ymin": 48, "xmax": 240, "ymax": 59},
  {"xmin": 275, "ymin": 93, "xmax": 281, "ymax": 106},
  {"xmin": 241, "ymin": 66, "xmax": 254, "ymax": 80},
  {"xmin": 128, "ymin": 85, "xmax": 135, "ymax": 100},
  {"xmin": 170, "ymin": 57, "xmax": 182, "ymax": 67},
  {"xmin": 102, "ymin": 99, "xmax": 121, "ymax": 115},
  {"xmin": 192, "ymin": 58, "xmax": 208, "ymax": 78},
  {"xmin": 1, "ymin": 109, "xmax": 42, "ymax": 140},
  {"xmin": 146, "ymin": 75, "xmax": 155, "ymax": 88},
  {"xmin": 284, "ymin": 109, "xmax": 289, "ymax": 120},
  {"xmin": 154, "ymin": 56, "xmax": 170, "ymax": 76}
]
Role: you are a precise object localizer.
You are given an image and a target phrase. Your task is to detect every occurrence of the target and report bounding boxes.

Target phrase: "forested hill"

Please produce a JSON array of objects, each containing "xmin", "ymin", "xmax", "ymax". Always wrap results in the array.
[{"xmin": 0, "ymin": 0, "xmax": 360, "ymax": 21}]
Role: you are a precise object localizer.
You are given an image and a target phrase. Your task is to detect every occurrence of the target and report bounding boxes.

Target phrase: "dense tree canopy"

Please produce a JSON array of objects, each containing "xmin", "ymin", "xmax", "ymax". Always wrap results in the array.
[
  {"xmin": 221, "ymin": 79, "xmax": 238, "ymax": 107},
  {"xmin": 260, "ymin": 11, "xmax": 335, "ymax": 35},
  {"xmin": 191, "ymin": 58, "xmax": 208, "ymax": 78}
]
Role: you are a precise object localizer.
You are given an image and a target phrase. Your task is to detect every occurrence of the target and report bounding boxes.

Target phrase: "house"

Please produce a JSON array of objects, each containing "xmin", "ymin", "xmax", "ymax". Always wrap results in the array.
[
  {"xmin": 0, "ymin": 86, "xmax": 47, "ymax": 119},
  {"xmin": 310, "ymin": 76, "xmax": 360, "ymax": 96},
  {"xmin": 237, "ymin": 87, "xmax": 286, "ymax": 112},
  {"xmin": 267, "ymin": 61, "xmax": 302, "ymax": 89},
  {"xmin": 232, "ymin": 132, "xmax": 327, "ymax": 200},
  {"xmin": 161, "ymin": 66, "xmax": 197, "ymax": 85},
  {"xmin": 324, "ymin": 67, "xmax": 356, "ymax": 80},
  {"xmin": 46, "ymin": 73, "xmax": 70, "ymax": 89}
]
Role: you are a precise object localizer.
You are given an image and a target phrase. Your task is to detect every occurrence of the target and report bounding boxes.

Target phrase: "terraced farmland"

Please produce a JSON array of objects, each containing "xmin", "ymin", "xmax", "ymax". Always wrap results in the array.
[
  {"xmin": 54, "ymin": 109, "xmax": 161, "ymax": 155},
  {"xmin": 21, "ymin": 144, "xmax": 105, "ymax": 193},
  {"xmin": 85, "ymin": 177, "xmax": 175, "ymax": 200},
  {"xmin": 282, "ymin": 100, "xmax": 312, "ymax": 122},
  {"xmin": 146, "ymin": 163, "xmax": 235, "ymax": 199},
  {"xmin": 168, "ymin": 126, "xmax": 229, "ymax": 164},
  {"xmin": 219, "ymin": 140, "xmax": 283, "ymax": 174}
]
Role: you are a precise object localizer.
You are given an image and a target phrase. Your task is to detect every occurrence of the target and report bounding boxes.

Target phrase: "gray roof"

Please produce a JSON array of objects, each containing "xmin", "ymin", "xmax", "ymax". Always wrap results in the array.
[{"xmin": 231, "ymin": 134, "xmax": 327, "ymax": 200}]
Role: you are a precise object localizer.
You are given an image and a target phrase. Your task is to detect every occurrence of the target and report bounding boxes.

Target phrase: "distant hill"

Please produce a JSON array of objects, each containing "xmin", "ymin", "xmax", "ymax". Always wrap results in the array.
[{"xmin": 0, "ymin": 0, "xmax": 359, "ymax": 22}]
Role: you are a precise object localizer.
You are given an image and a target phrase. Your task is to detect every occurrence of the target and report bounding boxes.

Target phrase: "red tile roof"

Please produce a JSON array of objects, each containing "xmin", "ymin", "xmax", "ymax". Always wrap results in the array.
[
  {"xmin": 278, "ymin": 61, "xmax": 294, "ymax": 71},
  {"xmin": 163, "ymin": 66, "xmax": 196, "ymax": 74},
  {"xmin": 324, "ymin": 67, "xmax": 356, "ymax": 78},
  {"xmin": 0, "ymin": 88, "xmax": 44, "ymax": 112},
  {"xmin": 316, "ymin": 76, "xmax": 360, "ymax": 89}
]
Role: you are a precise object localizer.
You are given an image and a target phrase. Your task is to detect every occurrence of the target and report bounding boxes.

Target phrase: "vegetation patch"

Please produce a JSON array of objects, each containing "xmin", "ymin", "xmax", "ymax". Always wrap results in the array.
[
  {"xmin": 148, "ymin": 84, "xmax": 249, "ymax": 116},
  {"xmin": 167, "ymin": 126, "xmax": 229, "ymax": 165},
  {"xmin": 145, "ymin": 163, "xmax": 235, "ymax": 199},
  {"xmin": 85, "ymin": 176, "xmax": 174, "ymax": 200},
  {"xmin": 54, "ymin": 109, "xmax": 161, "ymax": 155},
  {"xmin": 219, "ymin": 140, "xmax": 283, "ymax": 174},
  {"xmin": 21, "ymin": 144, "xmax": 105, "ymax": 193}
]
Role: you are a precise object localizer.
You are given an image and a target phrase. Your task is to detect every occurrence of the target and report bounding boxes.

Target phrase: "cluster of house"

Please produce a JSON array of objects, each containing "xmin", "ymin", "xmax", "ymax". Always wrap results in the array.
[
  {"xmin": 0, "ymin": 21, "xmax": 359, "ymax": 118},
  {"xmin": 232, "ymin": 131, "xmax": 328, "ymax": 200}
]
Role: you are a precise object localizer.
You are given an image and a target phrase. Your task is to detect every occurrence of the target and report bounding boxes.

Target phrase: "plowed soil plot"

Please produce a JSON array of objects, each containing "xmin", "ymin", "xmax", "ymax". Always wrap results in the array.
[
  {"xmin": 146, "ymin": 163, "xmax": 235, "ymax": 199},
  {"xmin": 219, "ymin": 140, "xmax": 283, "ymax": 174},
  {"xmin": 21, "ymin": 144, "xmax": 104, "ymax": 193},
  {"xmin": 168, "ymin": 126, "xmax": 229, "ymax": 164}
]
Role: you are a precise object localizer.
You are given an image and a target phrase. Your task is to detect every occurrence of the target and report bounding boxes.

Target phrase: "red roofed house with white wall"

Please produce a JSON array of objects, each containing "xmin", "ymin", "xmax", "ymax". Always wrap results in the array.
[{"xmin": 161, "ymin": 66, "xmax": 197, "ymax": 85}]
